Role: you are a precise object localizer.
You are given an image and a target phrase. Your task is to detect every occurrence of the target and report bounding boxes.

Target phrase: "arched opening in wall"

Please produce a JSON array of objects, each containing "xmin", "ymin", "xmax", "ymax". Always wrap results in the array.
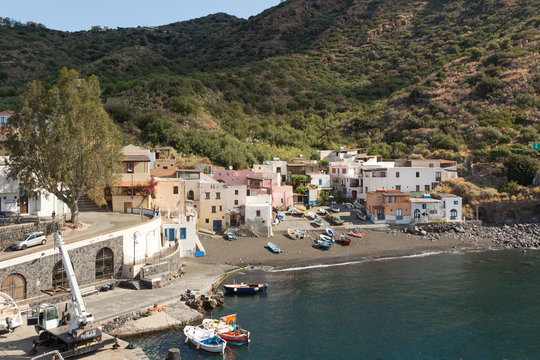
[
  {"xmin": 1, "ymin": 273, "xmax": 26, "ymax": 300},
  {"xmin": 95, "ymin": 247, "xmax": 114, "ymax": 280},
  {"xmin": 52, "ymin": 261, "xmax": 69, "ymax": 288},
  {"xmin": 504, "ymin": 210, "xmax": 517, "ymax": 224},
  {"xmin": 414, "ymin": 209, "xmax": 421, "ymax": 220},
  {"xmin": 187, "ymin": 190, "xmax": 194, "ymax": 201},
  {"xmin": 478, "ymin": 207, "xmax": 489, "ymax": 222}
]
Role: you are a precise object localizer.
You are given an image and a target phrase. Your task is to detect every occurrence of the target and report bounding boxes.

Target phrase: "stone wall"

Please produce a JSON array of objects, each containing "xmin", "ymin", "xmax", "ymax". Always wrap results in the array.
[
  {"xmin": 140, "ymin": 245, "xmax": 182, "ymax": 279},
  {"xmin": 0, "ymin": 235, "xmax": 123, "ymax": 300},
  {"xmin": 0, "ymin": 219, "xmax": 64, "ymax": 250}
]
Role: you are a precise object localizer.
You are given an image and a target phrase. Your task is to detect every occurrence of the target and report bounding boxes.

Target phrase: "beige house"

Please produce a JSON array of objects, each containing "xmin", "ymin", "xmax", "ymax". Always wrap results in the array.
[
  {"xmin": 151, "ymin": 167, "xmax": 186, "ymax": 218},
  {"xmin": 197, "ymin": 175, "xmax": 227, "ymax": 232},
  {"xmin": 111, "ymin": 145, "xmax": 153, "ymax": 212}
]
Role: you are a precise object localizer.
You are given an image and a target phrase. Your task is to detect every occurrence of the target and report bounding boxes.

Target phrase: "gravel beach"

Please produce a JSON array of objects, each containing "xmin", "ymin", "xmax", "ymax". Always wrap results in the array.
[{"xmin": 196, "ymin": 207, "xmax": 498, "ymax": 270}]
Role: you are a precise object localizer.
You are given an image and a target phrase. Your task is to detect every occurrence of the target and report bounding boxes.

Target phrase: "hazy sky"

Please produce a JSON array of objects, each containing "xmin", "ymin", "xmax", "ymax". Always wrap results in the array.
[{"xmin": 4, "ymin": 0, "xmax": 283, "ymax": 32}]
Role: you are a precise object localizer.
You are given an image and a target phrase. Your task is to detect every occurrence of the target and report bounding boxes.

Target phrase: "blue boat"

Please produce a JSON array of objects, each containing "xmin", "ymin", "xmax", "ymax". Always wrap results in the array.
[
  {"xmin": 325, "ymin": 228, "xmax": 336, "ymax": 237},
  {"xmin": 276, "ymin": 212, "xmax": 286, "ymax": 221},
  {"xmin": 225, "ymin": 231, "xmax": 237, "ymax": 241},
  {"xmin": 267, "ymin": 242, "xmax": 282, "ymax": 253},
  {"xmin": 223, "ymin": 283, "xmax": 269, "ymax": 294},
  {"xmin": 320, "ymin": 234, "xmax": 335, "ymax": 244},
  {"xmin": 317, "ymin": 238, "xmax": 332, "ymax": 250},
  {"xmin": 331, "ymin": 204, "xmax": 340, "ymax": 213},
  {"xmin": 313, "ymin": 218, "xmax": 323, "ymax": 227}
]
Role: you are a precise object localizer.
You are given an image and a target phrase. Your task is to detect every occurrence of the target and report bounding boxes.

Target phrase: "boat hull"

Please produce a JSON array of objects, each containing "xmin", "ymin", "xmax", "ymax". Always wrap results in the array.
[
  {"xmin": 348, "ymin": 232, "xmax": 363, "ymax": 238},
  {"xmin": 317, "ymin": 239, "xmax": 332, "ymax": 250},
  {"xmin": 223, "ymin": 283, "xmax": 268, "ymax": 294},
  {"xmin": 339, "ymin": 235, "xmax": 351, "ymax": 245},
  {"xmin": 267, "ymin": 242, "xmax": 282, "ymax": 253},
  {"xmin": 218, "ymin": 329, "xmax": 250, "ymax": 345}
]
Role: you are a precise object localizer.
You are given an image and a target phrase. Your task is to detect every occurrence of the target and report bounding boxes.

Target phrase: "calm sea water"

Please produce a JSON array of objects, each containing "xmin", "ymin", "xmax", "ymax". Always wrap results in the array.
[{"xmin": 130, "ymin": 250, "xmax": 540, "ymax": 359}]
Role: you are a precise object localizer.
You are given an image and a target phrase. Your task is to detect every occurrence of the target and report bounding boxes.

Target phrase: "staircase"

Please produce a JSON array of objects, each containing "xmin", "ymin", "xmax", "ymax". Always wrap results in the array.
[{"xmin": 78, "ymin": 194, "xmax": 102, "ymax": 212}]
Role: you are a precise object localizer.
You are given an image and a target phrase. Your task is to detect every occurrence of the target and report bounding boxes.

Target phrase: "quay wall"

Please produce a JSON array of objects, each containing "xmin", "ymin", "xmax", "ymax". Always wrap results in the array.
[{"xmin": 0, "ymin": 219, "xmax": 64, "ymax": 250}]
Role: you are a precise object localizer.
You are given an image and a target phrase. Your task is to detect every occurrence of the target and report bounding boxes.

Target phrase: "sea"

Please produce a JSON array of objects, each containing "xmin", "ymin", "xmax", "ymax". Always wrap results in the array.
[{"xmin": 129, "ymin": 249, "xmax": 540, "ymax": 359}]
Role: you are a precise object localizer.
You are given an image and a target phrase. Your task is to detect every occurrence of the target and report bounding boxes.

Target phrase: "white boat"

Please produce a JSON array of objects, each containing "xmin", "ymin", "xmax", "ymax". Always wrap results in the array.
[
  {"xmin": 287, "ymin": 228, "xmax": 300, "ymax": 239},
  {"xmin": 0, "ymin": 292, "xmax": 22, "ymax": 332},
  {"xmin": 345, "ymin": 203, "xmax": 354, "ymax": 209},
  {"xmin": 318, "ymin": 208, "xmax": 327, "ymax": 216},
  {"xmin": 313, "ymin": 218, "xmax": 323, "ymax": 227},
  {"xmin": 306, "ymin": 211, "xmax": 317, "ymax": 220},
  {"xmin": 184, "ymin": 325, "xmax": 227, "ymax": 353},
  {"xmin": 296, "ymin": 229, "xmax": 307, "ymax": 238}
]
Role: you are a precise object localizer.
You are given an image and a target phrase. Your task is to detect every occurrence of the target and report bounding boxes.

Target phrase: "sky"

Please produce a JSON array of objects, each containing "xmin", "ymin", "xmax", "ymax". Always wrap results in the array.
[{"xmin": 3, "ymin": 0, "xmax": 283, "ymax": 32}]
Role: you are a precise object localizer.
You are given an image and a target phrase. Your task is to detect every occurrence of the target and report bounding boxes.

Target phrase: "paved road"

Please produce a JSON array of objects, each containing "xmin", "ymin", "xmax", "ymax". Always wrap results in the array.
[{"xmin": 0, "ymin": 212, "xmax": 145, "ymax": 261}]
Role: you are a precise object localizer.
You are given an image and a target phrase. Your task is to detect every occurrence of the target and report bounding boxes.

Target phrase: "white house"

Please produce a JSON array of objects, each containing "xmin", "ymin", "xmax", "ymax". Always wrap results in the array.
[
  {"xmin": 310, "ymin": 173, "xmax": 331, "ymax": 190},
  {"xmin": 253, "ymin": 158, "xmax": 287, "ymax": 184},
  {"xmin": 0, "ymin": 110, "xmax": 14, "ymax": 126},
  {"xmin": 224, "ymin": 184, "xmax": 247, "ymax": 227},
  {"xmin": 410, "ymin": 193, "xmax": 462, "ymax": 223},
  {"xmin": 0, "ymin": 156, "xmax": 70, "ymax": 216},
  {"xmin": 245, "ymin": 194, "xmax": 273, "ymax": 237}
]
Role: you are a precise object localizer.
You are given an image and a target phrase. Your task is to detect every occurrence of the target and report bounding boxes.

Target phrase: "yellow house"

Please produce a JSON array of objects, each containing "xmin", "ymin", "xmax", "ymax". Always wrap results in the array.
[
  {"xmin": 151, "ymin": 167, "xmax": 186, "ymax": 218},
  {"xmin": 197, "ymin": 175, "xmax": 227, "ymax": 232},
  {"xmin": 112, "ymin": 145, "xmax": 153, "ymax": 212}
]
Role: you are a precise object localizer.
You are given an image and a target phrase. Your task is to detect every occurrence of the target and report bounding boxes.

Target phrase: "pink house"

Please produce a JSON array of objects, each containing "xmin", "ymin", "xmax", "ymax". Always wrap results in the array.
[
  {"xmin": 213, "ymin": 170, "xmax": 262, "ymax": 185},
  {"xmin": 271, "ymin": 185, "xmax": 294, "ymax": 208}
]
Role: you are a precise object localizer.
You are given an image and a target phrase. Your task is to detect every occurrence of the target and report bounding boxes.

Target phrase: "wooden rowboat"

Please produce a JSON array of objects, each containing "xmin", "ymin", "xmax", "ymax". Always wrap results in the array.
[
  {"xmin": 288, "ymin": 229, "xmax": 299, "ymax": 239},
  {"xmin": 317, "ymin": 238, "xmax": 332, "ymax": 250},
  {"xmin": 338, "ymin": 234, "xmax": 352, "ymax": 245},
  {"xmin": 223, "ymin": 283, "xmax": 268, "ymax": 294},
  {"xmin": 268, "ymin": 242, "xmax": 282, "ymax": 253},
  {"xmin": 347, "ymin": 232, "xmax": 363, "ymax": 238}
]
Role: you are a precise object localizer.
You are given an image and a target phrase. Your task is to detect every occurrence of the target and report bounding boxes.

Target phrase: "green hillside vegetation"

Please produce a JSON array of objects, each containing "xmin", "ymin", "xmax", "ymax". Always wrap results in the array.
[{"xmin": 0, "ymin": 0, "xmax": 538, "ymax": 187}]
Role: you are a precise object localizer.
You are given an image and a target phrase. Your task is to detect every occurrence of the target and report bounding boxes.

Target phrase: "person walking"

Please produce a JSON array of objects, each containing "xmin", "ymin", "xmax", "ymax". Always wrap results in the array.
[{"xmin": 52, "ymin": 211, "xmax": 56, "ymax": 220}]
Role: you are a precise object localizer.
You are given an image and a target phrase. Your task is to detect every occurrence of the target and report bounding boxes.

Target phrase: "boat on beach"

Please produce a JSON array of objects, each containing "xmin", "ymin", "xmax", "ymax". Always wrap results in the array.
[
  {"xmin": 317, "ymin": 238, "xmax": 332, "ymax": 250},
  {"xmin": 306, "ymin": 211, "xmax": 317, "ymax": 220},
  {"xmin": 184, "ymin": 325, "xmax": 227, "ymax": 353},
  {"xmin": 276, "ymin": 212, "xmax": 286, "ymax": 221},
  {"xmin": 296, "ymin": 205, "xmax": 307, "ymax": 211},
  {"xmin": 318, "ymin": 208, "xmax": 327, "ymax": 216},
  {"xmin": 225, "ymin": 231, "xmax": 237, "ymax": 241},
  {"xmin": 325, "ymin": 228, "xmax": 336, "ymax": 237},
  {"xmin": 296, "ymin": 229, "xmax": 307, "ymax": 238},
  {"xmin": 288, "ymin": 228, "xmax": 300, "ymax": 239},
  {"xmin": 223, "ymin": 283, "xmax": 269, "ymax": 294},
  {"xmin": 320, "ymin": 234, "xmax": 334, "ymax": 243},
  {"xmin": 0, "ymin": 292, "xmax": 22, "ymax": 332},
  {"xmin": 347, "ymin": 231, "xmax": 363, "ymax": 238},
  {"xmin": 267, "ymin": 242, "xmax": 282, "ymax": 253},
  {"xmin": 338, "ymin": 234, "xmax": 352, "ymax": 245},
  {"xmin": 331, "ymin": 204, "xmax": 340, "ymax": 213},
  {"xmin": 313, "ymin": 218, "xmax": 323, "ymax": 227}
]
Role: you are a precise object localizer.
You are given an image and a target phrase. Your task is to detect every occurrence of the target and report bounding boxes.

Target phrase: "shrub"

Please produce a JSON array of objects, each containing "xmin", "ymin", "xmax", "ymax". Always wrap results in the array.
[
  {"xmin": 430, "ymin": 134, "xmax": 460, "ymax": 152},
  {"xmin": 504, "ymin": 154, "xmax": 540, "ymax": 186},
  {"xmin": 515, "ymin": 94, "xmax": 540, "ymax": 109},
  {"xmin": 469, "ymin": 47, "xmax": 484, "ymax": 59},
  {"xmin": 488, "ymin": 147, "xmax": 511, "ymax": 161},
  {"xmin": 498, "ymin": 181, "xmax": 521, "ymax": 196},
  {"xmin": 520, "ymin": 127, "xmax": 539, "ymax": 143},
  {"xmin": 168, "ymin": 96, "xmax": 199, "ymax": 116},
  {"xmin": 476, "ymin": 76, "xmax": 503, "ymax": 98}
]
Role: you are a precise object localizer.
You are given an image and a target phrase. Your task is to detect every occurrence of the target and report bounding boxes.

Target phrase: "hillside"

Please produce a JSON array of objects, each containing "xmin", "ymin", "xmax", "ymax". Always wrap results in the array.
[{"xmin": 0, "ymin": 0, "xmax": 538, "ymax": 183}]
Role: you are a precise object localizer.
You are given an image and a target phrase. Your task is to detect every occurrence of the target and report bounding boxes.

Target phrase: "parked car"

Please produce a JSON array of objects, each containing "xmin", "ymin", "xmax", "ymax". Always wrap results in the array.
[{"xmin": 11, "ymin": 232, "xmax": 46, "ymax": 250}]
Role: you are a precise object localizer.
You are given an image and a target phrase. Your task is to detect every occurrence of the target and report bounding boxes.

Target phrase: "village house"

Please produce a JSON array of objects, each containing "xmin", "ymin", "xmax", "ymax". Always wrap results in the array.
[
  {"xmin": 410, "ymin": 193, "xmax": 462, "ymax": 223},
  {"xmin": 154, "ymin": 146, "xmax": 178, "ymax": 170},
  {"xmin": 198, "ymin": 175, "xmax": 227, "ymax": 232},
  {"xmin": 111, "ymin": 145, "xmax": 154, "ymax": 212},
  {"xmin": 365, "ymin": 189, "xmax": 412, "ymax": 224},
  {"xmin": 0, "ymin": 110, "xmax": 14, "ymax": 126},
  {"xmin": 253, "ymin": 158, "xmax": 288, "ymax": 183},
  {"xmin": 224, "ymin": 184, "xmax": 247, "ymax": 227},
  {"xmin": 245, "ymin": 193, "xmax": 273, "ymax": 237}
]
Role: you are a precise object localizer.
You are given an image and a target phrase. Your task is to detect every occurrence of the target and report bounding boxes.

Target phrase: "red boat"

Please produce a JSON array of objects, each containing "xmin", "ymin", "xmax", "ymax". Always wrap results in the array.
[
  {"xmin": 339, "ymin": 234, "xmax": 352, "ymax": 245},
  {"xmin": 347, "ymin": 232, "xmax": 363, "ymax": 238},
  {"xmin": 218, "ymin": 328, "xmax": 251, "ymax": 345}
]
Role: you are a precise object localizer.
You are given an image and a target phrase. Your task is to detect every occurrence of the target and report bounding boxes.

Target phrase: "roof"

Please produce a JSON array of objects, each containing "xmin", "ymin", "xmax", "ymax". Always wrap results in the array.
[
  {"xmin": 150, "ymin": 167, "xmax": 178, "ymax": 177},
  {"xmin": 115, "ymin": 181, "xmax": 152, "ymax": 187},
  {"xmin": 123, "ymin": 154, "xmax": 150, "ymax": 162},
  {"xmin": 0, "ymin": 110, "xmax": 15, "ymax": 115}
]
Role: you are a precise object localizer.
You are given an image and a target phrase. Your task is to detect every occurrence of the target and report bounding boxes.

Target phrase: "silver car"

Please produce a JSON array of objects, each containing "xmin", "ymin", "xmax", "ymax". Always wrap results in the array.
[{"xmin": 11, "ymin": 232, "xmax": 47, "ymax": 250}]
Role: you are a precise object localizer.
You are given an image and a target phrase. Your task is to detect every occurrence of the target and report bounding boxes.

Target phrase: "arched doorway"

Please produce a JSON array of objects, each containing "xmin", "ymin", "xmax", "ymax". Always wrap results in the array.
[
  {"xmin": 1, "ymin": 274, "xmax": 26, "ymax": 300},
  {"xmin": 187, "ymin": 190, "xmax": 194, "ymax": 200},
  {"xmin": 95, "ymin": 248, "xmax": 114, "ymax": 280},
  {"xmin": 414, "ymin": 209, "xmax": 421, "ymax": 220},
  {"xmin": 450, "ymin": 209, "xmax": 458, "ymax": 220},
  {"xmin": 52, "ymin": 260, "xmax": 69, "ymax": 288}
]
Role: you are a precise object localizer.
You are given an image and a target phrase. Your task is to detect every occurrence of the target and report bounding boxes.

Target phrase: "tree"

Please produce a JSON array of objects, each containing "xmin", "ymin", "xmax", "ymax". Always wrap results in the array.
[
  {"xmin": 6, "ymin": 68, "xmax": 122, "ymax": 224},
  {"xmin": 504, "ymin": 154, "xmax": 540, "ymax": 186}
]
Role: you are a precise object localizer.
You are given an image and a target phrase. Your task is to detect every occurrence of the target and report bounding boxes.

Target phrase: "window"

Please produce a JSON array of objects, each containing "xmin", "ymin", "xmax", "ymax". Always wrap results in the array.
[
  {"xmin": 450, "ymin": 209, "xmax": 458, "ymax": 220},
  {"xmin": 173, "ymin": 186, "xmax": 178, "ymax": 194},
  {"xmin": 205, "ymin": 218, "xmax": 209, "ymax": 223},
  {"xmin": 396, "ymin": 185, "xmax": 401, "ymax": 191},
  {"xmin": 396, "ymin": 172, "xmax": 400, "ymax": 178},
  {"xmin": 416, "ymin": 185, "xmax": 420, "ymax": 192},
  {"xmin": 376, "ymin": 196, "xmax": 381, "ymax": 201},
  {"xmin": 95, "ymin": 247, "xmax": 114, "ymax": 280},
  {"xmin": 163, "ymin": 166, "xmax": 168, "ymax": 170},
  {"xmin": 454, "ymin": 200, "xmax": 459, "ymax": 205},
  {"xmin": 0, "ymin": 117, "xmax": 4, "ymax": 125},
  {"xmin": 235, "ymin": 190, "xmax": 239, "ymax": 195},
  {"xmin": 386, "ymin": 196, "xmax": 390, "ymax": 203},
  {"xmin": 342, "ymin": 168, "xmax": 346, "ymax": 174},
  {"xmin": 422, "ymin": 204, "xmax": 427, "ymax": 209},
  {"xmin": 425, "ymin": 185, "xmax": 430, "ymax": 191},
  {"xmin": 277, "ymin": 167, "xmax": 281, "ymax": 173},
  {"xmin": 436, "ymin": 172, "xmax": 441, "ymax": 179},
  {"xmin": 396, "ymin": 209, "xmax": 403, "ymax": 220},
  {"xmin": 180, "ymin": 228, "xmax": 186, "ymax": 239},
  {"xmin": 205, "ymin": 192, "xmax": 210, "ymax": 199},
  {"xmin": 256, "ymin": 210, "xmax": 261, "ymax": 217},
  {"xmin": 212, "ymin": 206, "xmax": 216, "ymax": 213},
  {"xmin": 216, "ymin": 192, "xmax": 221, "ymax": 199},
  {"xmin": 187, "ymin": 190, "xmax": 194, "ymax": 200},
  {"xmin": 234, "ymin": 200, "xmax": 238, "ymax": 205},
  {"xmin": 52, "ymin": 261, "xmax": 69, "ymax": 288},
  {"xmin": 319, "ymin": 179, "xmax": 322, "ymax": 185},
  {"xmin": 247, "ymin": 190, "xmax": 250, "ymax": 196},
  {"xmin": 416, "ymin": 172, "xmax": 420, "ymax": 177},
  {"xmin": 429, "ymin": 163, "xmax": 434, "ymax": 168},
  {"xmin": 332, "ymin": 168, "xmax": 336, "ymax": 174},
  {"xmin": 414, "ymin": 209, "xmax": 421, "ymax": 219},
  {"xmin": 219, "ymin": 205, "xmax": 223, "ymax": 212},
  {"xmin": 127, "ymin": 162, "xmax": 134, "ymax": 173}
]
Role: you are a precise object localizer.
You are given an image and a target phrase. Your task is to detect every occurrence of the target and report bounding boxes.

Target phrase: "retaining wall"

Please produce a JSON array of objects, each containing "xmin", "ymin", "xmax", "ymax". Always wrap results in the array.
[{"xmin": 0, "ymin": 219, "xmax": 65, "ymax": 250}]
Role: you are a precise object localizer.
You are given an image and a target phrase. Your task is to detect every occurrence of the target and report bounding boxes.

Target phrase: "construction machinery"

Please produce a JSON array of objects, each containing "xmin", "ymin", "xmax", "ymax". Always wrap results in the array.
[{"xmin": 27, "ymin": 232, "xmax": 103, "ymax": 357}]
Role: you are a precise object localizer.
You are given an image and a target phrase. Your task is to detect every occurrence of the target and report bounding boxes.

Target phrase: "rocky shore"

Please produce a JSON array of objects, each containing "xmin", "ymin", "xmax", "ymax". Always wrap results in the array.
[{"xmin": 402, "ymin": 222, "xmax": 540, "ymax": 248}]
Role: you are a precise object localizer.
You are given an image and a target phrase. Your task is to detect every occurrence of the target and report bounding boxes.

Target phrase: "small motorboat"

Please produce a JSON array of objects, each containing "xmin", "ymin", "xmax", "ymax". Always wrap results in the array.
[
  {"xmin": 0, "ymin": 292, "xmax": 22, "ymax": 332},
  {"xmin": 338, "ymin": 234, "xmax": 352, "ymax": 245},
  {"xmin": 313, "ymin": 218, "xmax": 323, "ymax": 227},
  {"xmin": 331, "ymin": 204, "xmax": 340, "ymax": 213},
  {"xmin": 225, "ymin": 231, "xmax": 237, "ymax": 241},
  {"xmin": 318, "ymin": 208, "xmax": 327, "ymax": 216},
  {"xmin": 203, "ymin": 314, "xmax": 251, "ymax": 345},
  {"xmin": 320, "ymin": 234, "xmax": 334, "ymax": 243},
  {"xmin": 325, "ymin": 228, "xmax": 336, "ymax": 237},
  {"xmin": 219, "ymin": 328, "xmax": 251, "ymax": 345},
  {"xmin": 296, "ymin": 205, "xmax": 307, "ymax": 212},
  {"xmin": 288, "ymin": 228, "xmax": 299, "ymax": 239},
  {"xmin": 276, "ymin": 212, "xmax": 286, "ymax": 221},
  {"xmin": 348, "ymin": 231, "xmax": 363, "ymax": 238},
  {"xmin": 267, "ymin": 242, "xmax": 282, "ymax": 253},
  {"xmin": 306, "ymin": 211, "xmax": 317, "ymax": 220},
  {"xmin": 296, "ymin": 229, "xmax": 307, "ymax": 238},
  {"xmin": 223, "ymin": 283, "xmax": 268, "ymax": 294},
  {"xmin": 317, "ymin": 238, "xmax": 332, "ymax": 250},
  {"xmin": 345, "ymin": 203, "xmax": 354, "ymax": 209},
  {"xmin": 184, "ymin": 325, "xmax": 227, "ymax": 353}
]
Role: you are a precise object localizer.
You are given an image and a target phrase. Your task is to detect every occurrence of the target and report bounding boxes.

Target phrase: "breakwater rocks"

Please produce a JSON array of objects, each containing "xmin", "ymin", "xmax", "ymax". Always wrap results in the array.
[
  {"xmin": 181, "ymin": 286, "xmax": 225, "ymax": 313},
  {"xmin": 401, "ymin": 222, "xmax": 540, "ymax": 248}
]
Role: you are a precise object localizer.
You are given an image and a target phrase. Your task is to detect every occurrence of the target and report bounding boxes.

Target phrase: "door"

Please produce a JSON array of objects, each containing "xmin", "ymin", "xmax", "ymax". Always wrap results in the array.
[
  {"xmin": 396, "ymin": 208, "xmax": 403, "ymax": 220},
  {"xmin": 179, "ymin": 228, "xmax": 186, "ymax": 240},
  {"xmin": 19, "ymin": 196, "xmax": 28, "ymax": 214},
  {"xmin": 124, "ymin": 202, "xmax": 133, "ymax": 213},
  {"xmin": 166, "ymin": 228, "xmax": 175, "ymax": 241},
  {"xmin": 352, "ymin": 191, "xmax": 357, "ymax": 199},
  {"xmin": 213, "ymin": 220, "xmax": 222, "ymax": 232},
  {"xmin": 1, "ymin": 274, "xmax": 26, "ymax": 300},
  {"xmin": 376, "ymin": 208, "xmax": 384, "ymax": 220}
]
